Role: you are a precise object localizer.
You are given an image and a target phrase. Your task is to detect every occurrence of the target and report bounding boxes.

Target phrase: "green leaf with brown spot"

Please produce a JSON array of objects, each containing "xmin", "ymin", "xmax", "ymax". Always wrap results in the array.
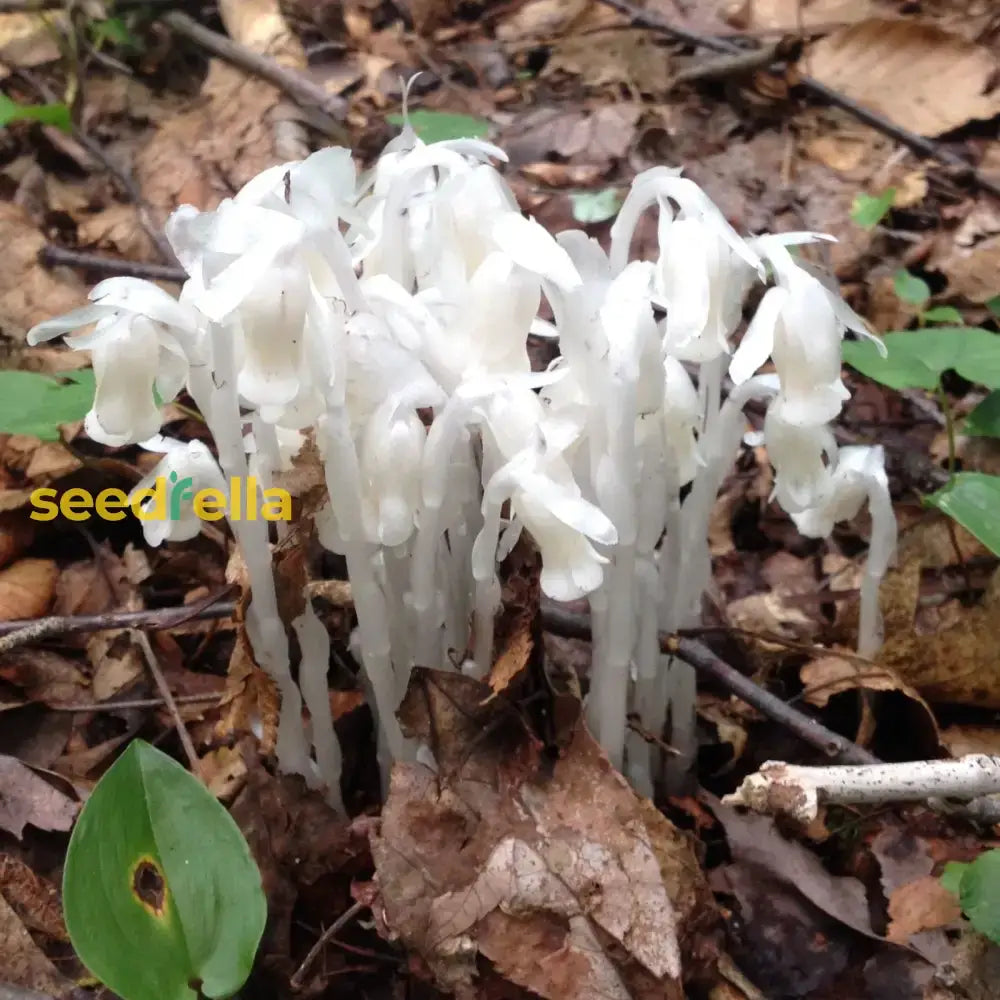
[{"xmin": 63, "ymin": 740, "xmax": 265, "ymax": 1000}]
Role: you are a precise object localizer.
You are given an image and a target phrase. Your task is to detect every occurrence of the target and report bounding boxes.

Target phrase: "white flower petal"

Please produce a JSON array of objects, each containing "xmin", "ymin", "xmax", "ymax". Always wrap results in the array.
[{"xmin": 729, "ymin": 286, "xmax": 787, "ymax": 384}]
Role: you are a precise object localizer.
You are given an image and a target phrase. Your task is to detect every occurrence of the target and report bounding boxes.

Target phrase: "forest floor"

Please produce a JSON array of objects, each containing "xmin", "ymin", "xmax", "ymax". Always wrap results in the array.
[{"xmin": 1, "ymin": 1, "xmax": 1000, "ymax": 999}]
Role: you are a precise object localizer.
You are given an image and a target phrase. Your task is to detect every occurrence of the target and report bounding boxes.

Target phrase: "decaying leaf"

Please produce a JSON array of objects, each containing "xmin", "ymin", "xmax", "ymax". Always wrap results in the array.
[
  {"xmin": 0, "ymin": 891, "xmax": 70, "ymax": 996},
  {"xmin": 0, "ymin": 558, "xmax": 58, "ymax": 621},
  {"xmin": 808, "ymin": 19, "xmax": 1000, "ymax": 137},
  {"xmin": 745, "ymin": 0, "xmax": 880, "ymax": 32},
  {"xmin": 0, "ymin": 854, "xmax": 67, "ymax": 941},
  {"xmin": 374, "ymin": 670, "xmax": 721, "ymax": 1000},
  {"xmin": 886, "ymin": 877, "xmax": 960, "ymax": 946},
  {"xmin": 0, "ymin": 649, "xmax": 88, "ymax": 707},
  {"xmin": 0, "ymin": 755, "xmax": 77, "ymax": 839}
]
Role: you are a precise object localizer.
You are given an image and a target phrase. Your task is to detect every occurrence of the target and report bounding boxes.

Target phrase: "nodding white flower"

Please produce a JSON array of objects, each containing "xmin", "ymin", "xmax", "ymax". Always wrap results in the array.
[
  {"xmin": 662, "ymin": 357, "xmax": 702, "ymax": 486},
  {"xmin": 609, "ymin": 167, "xmax": 762, "ymax": 362},
  {"xmin": 729, "ymin": 236, "xmax": 883, "ymax": 424},
  {"xmin": 129, "ymin": 437, "xmax": 226, "ymax": 546},
  {"xmin": 764, "ymin": 401, "xmax": 838, "ymax": 513},
  {"xmin": 473, "ymin": 436, "xmax": 618, "ymax": 601},
  {"xmin": 26, "ymin": 278, "xmax": 201, "ymax": 447}
]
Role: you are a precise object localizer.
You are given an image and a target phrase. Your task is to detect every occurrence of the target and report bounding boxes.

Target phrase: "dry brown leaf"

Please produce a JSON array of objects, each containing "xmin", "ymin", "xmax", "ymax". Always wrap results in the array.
[
  {"xmin": 0, "ymin": 513, "xmax": 35, "ymax": 571},
  {"xmin": 0, "ymin": 755, "xmax": 77, "ymax": 839},
  {"xmin": 0, "ymin": 558, "xmax": 57, "ymax": 621},
  {"xmin": 543, "ymin": 30, "xmax": 673, "ymax": 97},
  {"xmin": 77, "ymin": 203, "xmax": 156, "ymax": 262},
  {"xmin": 219, "ymin": 0, "xmax": 307, "ymax": 65},
  {"xmin": 0, "ymin": 203, "xmax": 86, "ymax": 340},
  {"xmin": 0, "ymin": 649, "xmax": 88, "ymax": 707},
  {"xmin": 808, "ymin": 19, "xmax": 1000, "ymax": 137},
  {"xmin": 804, "ymin": 133, "xmax": 869, "ymax": 174},
  {"xmin": 88, "ymin": 631, "xmax": 145, "ymax": 702},
  {"xmin": 496, "ymin": 0, "xmax": 593, "ymax": 43},
  {"xmin": 53, "ymin": 559, "xmax": 115, "ymax": 617},
  {"xmin": 0, "ymin": 12, "xmax": 62, "ymax": 74},
  {"xmin": 930, "ymin": 235, "xmax": 1000, "ymax": 304},
  {"xmin": 200, "ymin": 745, "xmax": 248, "ymax": 801},
  {"xmin": 940, "ymin": 725, "xmax": 1000, "ymax": 758},
  {"xmin": 0, "ymin": 854, "xmax": 67, "ymax": 941},
  {"xmin": 376, "ymin": 670, "xmax": 721, "ymax": 1000},
  {"xmin": 887, "ymin": 877, "xmax": 961, "ymax": 945},
  {"xmin": 746, "ymin": 0, "xmax": 879, "ymax": 31},
  {"xmin": 0, "ymin": 891, "xmax": 69, "ymax": 996}
]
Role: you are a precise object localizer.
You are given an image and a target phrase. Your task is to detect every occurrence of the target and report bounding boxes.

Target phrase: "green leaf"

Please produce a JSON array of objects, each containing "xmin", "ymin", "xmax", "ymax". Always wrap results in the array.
[
  {"xmin": 850, "ymin": 189, "xmax": 895, "ymax": 230},
  {"xmin": 941, "ymin": 861, "xmax": 969, "ymax": 898},
  {"xmin": 893, "ymin": 268, "xmax": 931, "ymax": 307},
  {"xmin": 0, "ymin": 93, "xmax": 71, "ymax": 132},
  {"xmin": 842, "ymin": 328, "xmax": 1000, "ymax": 391},
  {"xmin": 570, "ymin": 187, "xmax": 623, "ymax": 225},
  {"xmin": 986, "ymin": 295, "xmax": 1000, "ymax": 320},
  {"xmin": 387, "ymin": 109, "xmax": 490, "ymax": 143},
  {"xmin": 90, "ymin": 16, "xmax": 138, "ymax": 50},
  {"xmin": 0, "ymin": 370, "xmax": 96, "ymax": 441},
  {"xmin": 63, "ymin": 740, "xmax": 266, "ymax": 1000},
  {"xmin": 957, "ymin": 849, "xmax": 1000, "ymax": 944},
  {"xmin": 926, "ymin": 473, "xmax": 1000, "ymax": 557},
  {"xmin": 921, "ymin": 305, "xmax": 964, "ymax": 326},
  {"xmin": 965, "ymin": 391, "xmax": 1000, "ymax": 438}
]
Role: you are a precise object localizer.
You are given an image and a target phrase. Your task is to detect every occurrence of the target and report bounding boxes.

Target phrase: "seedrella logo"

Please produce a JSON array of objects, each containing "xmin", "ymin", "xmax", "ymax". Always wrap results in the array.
[{"xmin": 30, "ymin": 475, "xmax": 292, "ymax": 523}]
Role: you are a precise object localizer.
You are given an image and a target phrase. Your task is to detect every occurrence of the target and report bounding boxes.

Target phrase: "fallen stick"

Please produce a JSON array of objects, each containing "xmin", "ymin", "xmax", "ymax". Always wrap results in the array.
[
  {"xmin": 724, "ymin": 755, "xmax": 1000, "ymax": 824},
  {"xmin": 596, "ymin": 0, "xmax": 1000, "ymax": 201},
  {"xmin": 40, "ymin": 245, "xmax": 187, "ymax": 284}
]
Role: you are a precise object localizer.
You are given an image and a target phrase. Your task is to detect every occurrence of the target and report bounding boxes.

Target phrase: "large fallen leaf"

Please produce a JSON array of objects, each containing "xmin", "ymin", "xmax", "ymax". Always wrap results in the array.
[
  {"xmin": 746, "ymin": 0, "xmax": 880, "ymax": 31},
  {"xmin": 0, "ymin": 558, "xmax": 58, "ymax": 621},
  {"xmin": 0, "ymin": 755, "xmax": 77, "ymax": 839},
  {"xmin": 372, "ymin": 669, "xmax": 722, "ymax": 1000},
  {"xmin": 808, "ymin": 19, "xmax": 1000, "ymax": 137},
  {"xmin": 0, "ymin": 853, "xmax": 67, "ymax": 941}
]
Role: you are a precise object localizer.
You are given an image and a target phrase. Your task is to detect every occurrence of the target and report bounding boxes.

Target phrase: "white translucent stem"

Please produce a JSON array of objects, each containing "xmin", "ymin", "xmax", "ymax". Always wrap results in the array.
[
  {"xmin": 724, "ymin": 755, "xmax": 1000, "ymax": 824},
  {"xmin": 292, "ymin": 602, "xmax": 345, "ymax": 813},
  {"xmin": 383, "ymin": 543, "xmax": 415, "ymax": 698},
  {"xmin": 471, "ymin": 497, "xmax": 503, "ymax": 677},
  {"xmin": 191, "ymin": 326, "xmax": 311, "ymax": 781},
  {"xmin": 250, "ymin": 414, "xmax": 288, "ymax": 541},
  {"xmin": 319, "ymin": 409, "xmax": 408, "ymax": 783}
]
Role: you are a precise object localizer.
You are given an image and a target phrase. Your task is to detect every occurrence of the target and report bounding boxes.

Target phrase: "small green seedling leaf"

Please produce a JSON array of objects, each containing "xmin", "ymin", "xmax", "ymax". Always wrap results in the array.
[
  {"xmin": 965, "ymin": 391, "xmax": 1000, "ymax": 438},
  {"xmin": 893, "ymin": 268, "xmax": 931, "ymax": 307},
  {"xmin": 951, "ymin": 849, "xmax": 1000, "ymax": 944},
  {"xmin": 941, "ymin": 861, "xmax": 969, "ymax": 898},
  {"xmin": 921, "ymin": 305, "xmax": 964, "ymax": 326},
  {"xmin": 570, "ymin": 187, "xmax": 623, "ymax": 225},
  {"xmin": 0, "ymin": 93, "xmax": 71, "ymax": 132},
  {"xmin": 926, "ymin": 473, "xmax": 1000, "ymax": 557},
  {"xmin": 63, "ymin": 740, "xmax": 266, "ymax": 1000},
  {"xmin": 850, "ymin": 189, "xmax": 895, "ymax": 230},
  {"xmin": 387, "ymin": 109, "xmax": 490, "ymax": 143},
  {"xmin": 986, "ymin": 295, "xmax": 1000, "ymax": 320},
  {"xmin": 0, "ymin": 370, "xmax": 96, "ymax": 441},
  {"xmin": 842, "ymin": 328, "xmax": 1000, "ymax": 391},
  {"xmin": 90, "ymin": 16, "xmax": 140, "ymax": 50}
]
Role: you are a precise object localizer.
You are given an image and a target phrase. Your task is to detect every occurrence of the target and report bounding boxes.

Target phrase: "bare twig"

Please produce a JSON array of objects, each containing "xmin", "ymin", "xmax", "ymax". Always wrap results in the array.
[
  {"xmin": 596, "ymin": 0, "xmax": 1000, "ymax": 201},
  {"xmin": 671, "ymin": 36, "xmax": 802, "ymax": 87},
  {"xmin": 53, "ymin": 691, "xmax": 222, "ymax": 712},
  {"xmin": 0, "ymin": 595, "xmax": 237, "ymax": 641},
  {"xmin": 160, "ymin": 11, "xmax": 349, "ymax": 142},
  {"xmin": 133, "ymin": 628, "xmax": 201, "ymax": 775},
  {"xmin": 41, "ymin": 245, "xmax": 187, "ymax": 283},
  {"xmin": 539, "ymin": 599, "xmax": 877, "ymax": 765},
  {"xmin": 290, "ymin": 900, "xmax": 368, "ymax": 990}
]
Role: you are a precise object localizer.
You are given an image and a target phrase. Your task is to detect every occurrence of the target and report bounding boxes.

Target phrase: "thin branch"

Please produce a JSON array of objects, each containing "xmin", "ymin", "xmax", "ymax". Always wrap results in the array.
[
  {"xmin": 0, "ymin": 595, "xmax": 237, "ymax": 642},
  {"xmin": 160, "ymin": 11, "xmax": 350, "ymax": 143},
  {"xmin": 133, "ymin": 628, "xmax": 201, "ymax": 775},
  {"xmin": 52, "ymin": 691, "xmax": 222, "ymax": 712},
  {"xmin": 41, "ymin": 245, "xmax": 187, "ymax": 284},
  {"xmin": 596, "ymin": 0, "xmax": 1000, "ymax": 201},
  {"xmin": 539, "ymin": 600, "xmax": 877, "ymax": 765},
  {"xmin": 290, "ymin": 900, "xmax": 368, "ymax": 990}
]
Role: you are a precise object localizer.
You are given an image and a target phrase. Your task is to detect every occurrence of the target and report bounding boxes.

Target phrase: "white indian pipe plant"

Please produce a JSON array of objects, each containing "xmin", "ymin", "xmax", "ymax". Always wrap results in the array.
[{"xmin": 27, "ymin": 113, "xmax": 897, "ymax": 808}]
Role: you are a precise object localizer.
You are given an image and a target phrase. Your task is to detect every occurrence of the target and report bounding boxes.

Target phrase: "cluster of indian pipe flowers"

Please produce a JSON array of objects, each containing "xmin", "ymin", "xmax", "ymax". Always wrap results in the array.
[{"xmin": 27, "ymin": 119, "xmax": 897, "ymax": 805}]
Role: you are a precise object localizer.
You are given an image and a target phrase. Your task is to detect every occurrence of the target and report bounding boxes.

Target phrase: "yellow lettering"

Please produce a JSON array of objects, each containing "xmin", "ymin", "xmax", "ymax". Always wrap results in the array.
[
  {"xmin": 261, "ymin": 489, "xmax": 291, "ymax": 522},
  {"xmin": 131, "ymin": 478, "xmax": 166, "ymax": 521},
  {"xmin": 246, "ymin": 477, "xmax": 258, "ymax": 521},
  {"xmin": 30, "ymin": 488, "xmax": 58, "ymax": 521},
  {"xmin": 230, "ymin": 477, "xmax": 242, "ymax": 521},
  {"xmin": 96, "ymin": 488, "xmax": 128, "ymax": 522},
  {"xmin": 193, "ymin": 489, "xmax": 226, "ymax": 521},
  {"xmin": 61, "ymin": 488, "xmax": 93, "ymax": 522}
]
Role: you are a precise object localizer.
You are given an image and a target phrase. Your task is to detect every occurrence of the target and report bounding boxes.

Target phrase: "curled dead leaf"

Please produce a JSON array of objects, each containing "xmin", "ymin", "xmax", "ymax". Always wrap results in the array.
[
  {"xmin": 0, "ymin": 891, "xmax": 70, "ymax": 996},
  {"xmin": 0, "ymin": 558, "xmax": 58, "ymax": 621},
  {"xmin": 0, "ymin": 755, "xmax": 77, "ymax": 840},
  {"xmin": 886, "ymin": 877, "xmax": 961, "ymax": 945}
]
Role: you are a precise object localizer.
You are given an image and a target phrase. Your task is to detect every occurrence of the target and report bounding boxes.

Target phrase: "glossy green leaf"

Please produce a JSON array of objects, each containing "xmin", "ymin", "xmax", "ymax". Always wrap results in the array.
[
  {"xmin": 892, "ymin": 268, "xmax": 931, "ymax": 307},
  {"xmin": 956, "ymin": 849, "xmax": 1000, "ymax": 944},
  {"xmin": 921, "ymin": 305, "xmax": 964, "ymax": 326},
  {"xmin": 986, "ymin": 295, "xmax": 1000, "ymax": 320},
  {"xmin": 570, "ymin": 187, "xmax": 623, "ymax": 224},
  {"xmin": 850, "ymin": 189, "xmax": 895, "ymax": 230},
  {"xmin": 842, "ymin": 328, "xmax": 1000, "ymax": 391},
  {"xmin": 63, "ymin": 740, "xmax": 266, "ymax": 1000},
  {"xmin": 940, "ymin": 861, "xmax": 968, "ymax": 899},
  {"xmin": 0, "ymin": 370, "xmax": 95, "ymax": 440},
  {"xmin": 926, "ymin": 473, "xmax": 1000, "ymax": 557},
  {"xmin": 0, "ymin": 93, "xmax": 71, "ymax": 132},
  {"xmin": 965, "ymin": 391, "xmax": 1000, "ymax": 438},
  {"xmin": 387, "ymin": 109, "xmax": 490, "ymax": 143}
]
